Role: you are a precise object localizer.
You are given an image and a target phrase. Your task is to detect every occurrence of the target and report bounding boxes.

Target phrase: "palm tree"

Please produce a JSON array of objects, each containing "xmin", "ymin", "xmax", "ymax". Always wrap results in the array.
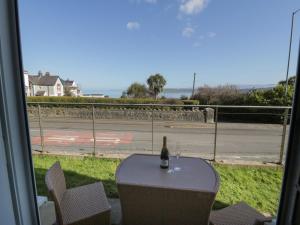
[{"xmin": 147, "ymin": 74, "xmax": 166, "ymax": 99}]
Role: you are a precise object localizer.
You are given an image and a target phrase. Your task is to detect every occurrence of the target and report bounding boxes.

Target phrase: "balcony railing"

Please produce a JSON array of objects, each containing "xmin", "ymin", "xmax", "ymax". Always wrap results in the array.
[{"xmin": 27, "ymin": 102, "xmax": 291, "ymax": 164}]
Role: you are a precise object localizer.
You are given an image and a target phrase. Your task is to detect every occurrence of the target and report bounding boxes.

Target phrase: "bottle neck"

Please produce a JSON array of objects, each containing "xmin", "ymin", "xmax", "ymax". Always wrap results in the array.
[{"xmin": 163, "ymin": 137, "xmax": 167, "ymax": 148}]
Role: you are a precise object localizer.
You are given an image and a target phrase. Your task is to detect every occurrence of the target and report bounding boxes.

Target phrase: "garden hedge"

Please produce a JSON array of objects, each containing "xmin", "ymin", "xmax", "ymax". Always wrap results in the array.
[{"xmin": 26, "ymin": 97, "xmax": 199, "ymax": 110}]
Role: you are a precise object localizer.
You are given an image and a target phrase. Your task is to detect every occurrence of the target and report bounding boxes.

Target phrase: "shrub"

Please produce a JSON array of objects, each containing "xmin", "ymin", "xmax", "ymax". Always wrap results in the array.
[
  {"xmin": 247, "ymin": 84, "xmax": 293, "ymax": 106},
  {"xmin": 191, "ymin": 85, "xmax": 246, "ymax": 105},
  {"xmin": 182, "ymin": 100, "xmax": 199, "ymax": 105},
  {"xmin": 26, "ymin": 96, "xmax": 197, "ymax": 110},
  {"xmin": 126, "ymin": 82, "xmax": 149, "ymax": 98},
  {"xmin": 180, "ymin": 95, "xmax": 189, "ymax": 100}
]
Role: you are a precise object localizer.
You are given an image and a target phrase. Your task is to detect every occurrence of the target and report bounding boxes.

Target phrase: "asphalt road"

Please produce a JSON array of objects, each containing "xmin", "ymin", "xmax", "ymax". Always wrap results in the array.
[{"xmin": 28, "ymin": 118, "xmax": 289, "ymax": 162}]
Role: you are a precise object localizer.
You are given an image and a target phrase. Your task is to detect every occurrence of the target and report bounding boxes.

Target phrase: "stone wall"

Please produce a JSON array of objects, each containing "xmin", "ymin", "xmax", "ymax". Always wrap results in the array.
[{"xmin": 27, "ymin": 107, "xmax": 214, "ymax": 123}]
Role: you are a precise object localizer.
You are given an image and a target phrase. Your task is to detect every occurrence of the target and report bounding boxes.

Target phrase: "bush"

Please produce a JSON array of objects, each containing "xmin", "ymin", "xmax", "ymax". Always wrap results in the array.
[
  {"xmin": 126, "ymin": 82, "xmax": 149, "ymax": 98},
  {"xmin": 191, "ymin": 85, "xmax": 246, "ymax": 105},
  {"xmin": 247, "ymin": 84, "xmax": 293, "ymax": 106},
  {"xmin": 190, "ymin": 84, "xmax": 291, "ymax": 123},
  {"xmin": 182, "ymin": 100, "xmax": 199, "ymax": 105},
  {"xmin": 180, "ymin": 95, "xmax": 189, "ymax": 100},
  {"xmin": 26, "ymin": 96, "xmax": 198, "ymax": 110}
]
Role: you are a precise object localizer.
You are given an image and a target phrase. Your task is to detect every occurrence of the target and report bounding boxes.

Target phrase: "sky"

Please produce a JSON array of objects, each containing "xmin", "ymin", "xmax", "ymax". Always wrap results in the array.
[{"xmin": 19, "ymin": 0, "xmax": 300, "ymax": 90}]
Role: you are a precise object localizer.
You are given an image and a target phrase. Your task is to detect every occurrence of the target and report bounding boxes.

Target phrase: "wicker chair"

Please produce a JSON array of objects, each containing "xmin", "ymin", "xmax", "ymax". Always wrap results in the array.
[
  {"xmin": 117, "ymin": 184, "xmax": 217, "ymax": 225},
  {"xmin": 45, "ymin": 161, "xmax": 111, "ymax": 225},
  {"xmin": 209, "ymin": 202, "xmax": 272, "ymax": 225}
]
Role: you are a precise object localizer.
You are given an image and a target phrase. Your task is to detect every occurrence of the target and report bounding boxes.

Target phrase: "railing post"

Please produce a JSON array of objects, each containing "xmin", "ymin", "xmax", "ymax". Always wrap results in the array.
[
  {"xmin": 38, "ymin": 104, "xmax": 44, "ymax": 153},
  {"xmin": 92, "ymin": 104, "xmax": 96, "ymax": 156},
  {"xmin": 279, "ymin": 108, "xmax": 289, "ymax": 164},
  {"xmin": 213, "ymin": 106, "xmax": 218, "ymax": 161},
  {"xmin": 152, "ymin": 106, "xmax": 154, "ymax": 154}
]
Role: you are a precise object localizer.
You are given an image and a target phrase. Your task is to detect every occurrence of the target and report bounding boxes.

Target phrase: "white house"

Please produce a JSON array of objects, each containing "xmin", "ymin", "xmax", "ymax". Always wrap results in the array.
[
  {"xmin": 23, "ymin": 70, "xmax": 29, "ymax": 96},
  {"xmin": 62, "ymin": 79, "xmax": 82, "ymax": 97},
  {"xmin": 28, "ymin": 72, "xmax": 64, "ymax": 96}
]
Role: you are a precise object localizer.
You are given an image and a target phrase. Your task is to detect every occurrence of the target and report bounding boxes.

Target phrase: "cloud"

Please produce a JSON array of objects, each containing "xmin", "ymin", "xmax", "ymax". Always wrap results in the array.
[
  {"xmin": 182, "ymin": 27, "xmax": 195, "ymax": 38},
  {"xmin": 126, "ymin": 22, "xmax": 140, "ymax": 30},
  {"xmin": 179, "ymin": 0, "xmax": 208, "ymax": 15},
  {"xmin": 207, "ymin": 32, "xmax": 216, "ymax": 38}
]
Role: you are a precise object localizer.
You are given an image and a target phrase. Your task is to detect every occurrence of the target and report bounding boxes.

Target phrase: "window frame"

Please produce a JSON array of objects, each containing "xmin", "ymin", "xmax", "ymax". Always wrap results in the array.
[
  {"xmin": 0, "ymin": 0, "xmax": 300, "ymax": 224},
  {"xmin": 0, "ymin": 0, "xmax": 40, "ymax": 224},
  {"xmin": 277, "ymin": 42, "xmax": 300, "ymax": 225}
]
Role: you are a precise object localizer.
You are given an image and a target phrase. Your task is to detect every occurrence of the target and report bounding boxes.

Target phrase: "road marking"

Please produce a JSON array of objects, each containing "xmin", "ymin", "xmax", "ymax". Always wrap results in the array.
[
  {"xmin": 30, "ymin": 129, "xmax": 40, "ymax": 132},
  {"xmin": 48, "ymin": 136, "xmax": 77, "ymax": 141},
  {"xmin": 30, "ymin": 129, "xmax": 133, "ymax": 147},
  {"xmin": 90, "ymin": 137, "xmax": 121, "ymax": 144}
]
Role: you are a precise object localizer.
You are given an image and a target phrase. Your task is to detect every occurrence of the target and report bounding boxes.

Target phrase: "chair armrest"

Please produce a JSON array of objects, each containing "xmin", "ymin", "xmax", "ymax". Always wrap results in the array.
[{"xmin": 254, "ymin": 217, "xmax": 273, "ymax": 225}]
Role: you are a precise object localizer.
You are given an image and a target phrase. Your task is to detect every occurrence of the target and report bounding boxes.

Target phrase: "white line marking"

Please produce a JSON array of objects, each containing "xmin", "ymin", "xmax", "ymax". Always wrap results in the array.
[
  {"xmin": 48, "ymin": 137, "xmax": 77, "ymax": 141},
  {"xmin": 90, "ymin": 137, "xmax": 121, "ymax": 144}
]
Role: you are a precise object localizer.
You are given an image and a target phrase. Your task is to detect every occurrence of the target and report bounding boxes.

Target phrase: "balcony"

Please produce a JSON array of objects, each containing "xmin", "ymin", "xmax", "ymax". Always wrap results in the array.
[{"xmin": 29, "ymin": 102, "xmax": 286, "ymax": 225}]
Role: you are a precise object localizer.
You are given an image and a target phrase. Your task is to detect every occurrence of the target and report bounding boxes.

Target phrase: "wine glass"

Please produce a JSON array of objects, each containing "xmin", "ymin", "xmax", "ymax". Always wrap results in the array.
[
  {"xmin": 167, "ymin": 153, "xmax": 174, "ymax": 174},
  {"xmin": 174, "ymin": 142, "xmax": 181, "ymax": 171}
]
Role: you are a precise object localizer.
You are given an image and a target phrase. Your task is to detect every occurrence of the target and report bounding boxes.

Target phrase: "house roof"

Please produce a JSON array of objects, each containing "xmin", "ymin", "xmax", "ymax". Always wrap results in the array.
[
  {"xmin": 62, "ymin": 79, "xmax": 75, "ymax": 86},
  {"xmin": 29, "ymin": 74, "xmax": 60, "ymax": 86}
]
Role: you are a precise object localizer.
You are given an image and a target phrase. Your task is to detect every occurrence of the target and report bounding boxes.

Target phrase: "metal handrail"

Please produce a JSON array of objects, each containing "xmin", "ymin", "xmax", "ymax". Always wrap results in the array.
[{"xmin": 29, "ymin": 102, "xmax": 291, "ymax": 164}]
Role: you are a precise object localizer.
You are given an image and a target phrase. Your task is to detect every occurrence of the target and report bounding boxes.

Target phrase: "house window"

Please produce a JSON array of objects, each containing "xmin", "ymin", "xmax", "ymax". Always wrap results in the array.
[{"xmin": 57, "ymin": 83, "xmax": 61, "ymax": 92}]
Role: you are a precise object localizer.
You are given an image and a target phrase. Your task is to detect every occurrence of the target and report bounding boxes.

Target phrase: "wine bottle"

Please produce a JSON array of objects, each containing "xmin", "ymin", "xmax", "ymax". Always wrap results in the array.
[{"xmin": 160, "ymin": 136, "xmax": 169, "ymax": 169}]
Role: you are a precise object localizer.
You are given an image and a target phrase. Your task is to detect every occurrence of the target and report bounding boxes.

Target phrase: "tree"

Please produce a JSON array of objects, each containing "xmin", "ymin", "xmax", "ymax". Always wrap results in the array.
[
  {"xmin": 278, "ymin": 76, "xmax": 296, "ymax": 86},
  {"xmin": 121, "ymin": 91, "xmax": 127, "ymax": 98},
  {"xmin": 247, "ymin": 84, "xmax": 294, "ymax": 106},
  {"xmin": 180, "ymin": 95, "xmax": 188, "ymax": 100},
  {"xmin": 64, "ymin": 87, "xmax": 72, "ymax": 96},
  {"xmin": 147, "ymin": 73, "xmax": 166, "ymax": 99},
  {"xmin": 191, "ymin": 85, "xmax": 245, "ymax": 105},
  {"xmin": 247, "ymin": 76, "xmax": 296, "ymax": 106},
  {"xmin": 126, "ymin": 82, "xmax": 148, "ymax": 98}
]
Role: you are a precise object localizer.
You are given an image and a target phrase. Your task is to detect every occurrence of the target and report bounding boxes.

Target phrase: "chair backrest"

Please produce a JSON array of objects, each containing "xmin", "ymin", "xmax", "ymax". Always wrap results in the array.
[{"xmin": 45, "ymin": 161, "xmax": 66, "ymax": 225}]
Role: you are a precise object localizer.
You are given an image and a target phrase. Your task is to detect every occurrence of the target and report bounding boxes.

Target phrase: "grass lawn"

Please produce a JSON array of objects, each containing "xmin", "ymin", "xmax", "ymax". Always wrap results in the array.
[{"xmin": 33, "ymin": 154, "xmax": 283, "ymax": 215}]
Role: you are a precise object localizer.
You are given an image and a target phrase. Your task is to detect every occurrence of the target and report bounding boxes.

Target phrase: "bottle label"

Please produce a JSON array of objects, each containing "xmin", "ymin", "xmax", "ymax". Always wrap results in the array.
[{"xmin": 161, "ymin": 159, "xmax": 169, "ymax": 167}]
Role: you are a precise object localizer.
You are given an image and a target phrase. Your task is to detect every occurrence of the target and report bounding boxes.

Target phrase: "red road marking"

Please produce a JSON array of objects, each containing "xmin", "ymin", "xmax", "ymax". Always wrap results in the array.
[{"xmin": 31, "ymin": 130, "xmax": 133, "ymax": 147}]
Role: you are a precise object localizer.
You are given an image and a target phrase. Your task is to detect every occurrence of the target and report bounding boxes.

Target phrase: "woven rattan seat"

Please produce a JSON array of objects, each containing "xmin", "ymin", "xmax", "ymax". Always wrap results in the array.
[
  {"xmin": 210, "ymin": 202, "xmax": 272, "ymax": 225},
  {"xmin": 45, "ymin": 162, "xmax": 111, "ymax": 225}
]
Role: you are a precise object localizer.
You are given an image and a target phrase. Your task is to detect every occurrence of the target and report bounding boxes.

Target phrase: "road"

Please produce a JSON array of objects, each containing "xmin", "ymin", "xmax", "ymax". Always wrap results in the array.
[{"xmin": 29, "ymin": 118, "xmax": 289, "ymax": 162}]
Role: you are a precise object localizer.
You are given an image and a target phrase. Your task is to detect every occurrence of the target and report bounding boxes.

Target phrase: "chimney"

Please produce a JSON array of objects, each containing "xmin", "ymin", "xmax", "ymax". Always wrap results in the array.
[
  {"xmin": 45, "ymin": 72, "xmax": 50, "ymax": 76},
  {"xmin": 38, "ymin": 70, "xmax": 43, "ymax": 77}
]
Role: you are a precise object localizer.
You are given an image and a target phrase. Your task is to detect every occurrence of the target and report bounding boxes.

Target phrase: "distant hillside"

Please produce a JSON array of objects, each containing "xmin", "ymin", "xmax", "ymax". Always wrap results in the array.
[
  {"xmin": 164, "ymin": 84, "xmax": 276, "ymax": 94},
  {"xmin": 163, "ymin": 88, "xmax": 193, "ymax": 93},
  {"xmin": 237, "ymin": 84, "xmax": 275, "ymax": 93}
]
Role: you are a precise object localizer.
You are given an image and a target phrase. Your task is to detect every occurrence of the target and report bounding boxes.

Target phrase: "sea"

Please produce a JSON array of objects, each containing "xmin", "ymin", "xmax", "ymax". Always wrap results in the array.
[
  {"xmin": 82, "ymin": 88, "xmax": 194, "ymax": 99},
  {"xmin": 82, "ymin": 84, "xmax": 275, "ymax": 99}
]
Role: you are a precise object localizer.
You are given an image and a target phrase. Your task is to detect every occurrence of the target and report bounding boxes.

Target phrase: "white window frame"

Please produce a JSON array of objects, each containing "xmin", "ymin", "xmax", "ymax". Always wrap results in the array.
[{"xmin": 0, "ymin": 0, "xmax": 300, "ymax": 225}]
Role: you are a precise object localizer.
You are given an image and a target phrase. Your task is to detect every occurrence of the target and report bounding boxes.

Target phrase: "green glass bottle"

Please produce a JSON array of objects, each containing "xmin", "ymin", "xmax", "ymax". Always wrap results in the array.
[{"xmin": 160, "ymin": 136, "xmax": 169, "ymax": 169}]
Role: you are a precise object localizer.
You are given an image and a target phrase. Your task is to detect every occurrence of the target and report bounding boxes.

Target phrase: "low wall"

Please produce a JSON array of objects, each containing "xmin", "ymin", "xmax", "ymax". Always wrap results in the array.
[{"xmin": 27, "ymin": 107, "xmax": 214, "ymax": 123}]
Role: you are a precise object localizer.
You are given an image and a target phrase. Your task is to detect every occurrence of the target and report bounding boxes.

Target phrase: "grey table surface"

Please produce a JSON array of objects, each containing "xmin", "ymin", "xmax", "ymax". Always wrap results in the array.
[{"xmin": 116, "ymin": 154, "xmax": 219, "ymax": 193}]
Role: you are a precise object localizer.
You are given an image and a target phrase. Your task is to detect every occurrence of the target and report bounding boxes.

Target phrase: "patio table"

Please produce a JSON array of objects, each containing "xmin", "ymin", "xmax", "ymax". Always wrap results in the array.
[{"xmin": 116, "ymin": 154, "xmax": 220, "ymax": 225}]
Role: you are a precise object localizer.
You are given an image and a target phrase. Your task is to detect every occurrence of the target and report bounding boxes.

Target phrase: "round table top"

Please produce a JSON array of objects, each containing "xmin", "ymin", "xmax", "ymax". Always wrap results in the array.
[{"xmin": 116, "ymin": 154, "xmax": 219, "ymax": 193}]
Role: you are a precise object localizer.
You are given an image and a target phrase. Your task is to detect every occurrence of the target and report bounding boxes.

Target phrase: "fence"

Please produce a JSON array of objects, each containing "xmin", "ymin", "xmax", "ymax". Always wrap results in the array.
[{"xmin": 27, "ymin": 102, "xmax": 291, "ymax": 164}]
